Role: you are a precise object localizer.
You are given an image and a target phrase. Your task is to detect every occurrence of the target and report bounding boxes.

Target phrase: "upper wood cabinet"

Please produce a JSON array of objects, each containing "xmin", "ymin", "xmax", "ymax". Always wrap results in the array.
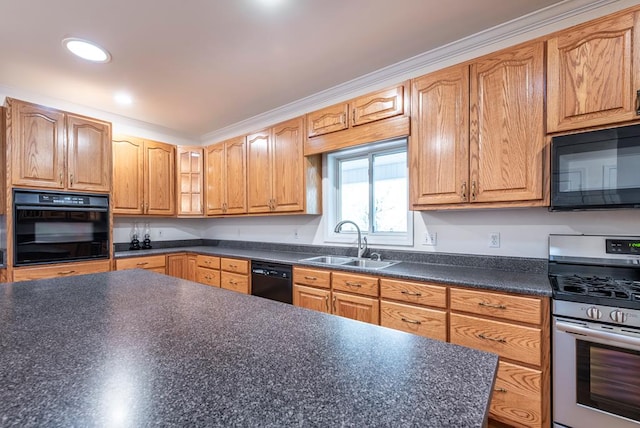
[
  {"xmin": 247, "ymin": 116, "xmax": 321, "ymax": 214},
  {"xmin": 410, "ymin": 40, "xmax": 546, "ymax": 209},
  {"xmin": 176, "ymin": 146, "xmax": 204, "ymax": 216},
  {"xmin": 113, "ymin": 135, "xmax": 176, "ymax": 216},
  {"xmin": 304, "ymin": 82, "xmax": 410, "ymax": 155},
  {"xmin": 205, "ymin": 136, "xmax": 246, "ymax": 215},
  {"xmin": 6, "ymin": 98, "xmax": 111, "ymax": 192},
  {"xmin": 547, "ymin": 9, "xmax": 640, "ymax": 133}
]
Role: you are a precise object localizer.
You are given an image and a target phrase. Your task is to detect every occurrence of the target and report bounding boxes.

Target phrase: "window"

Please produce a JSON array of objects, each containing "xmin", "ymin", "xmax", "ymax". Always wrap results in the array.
[{"xmin": 326, "ymin": 138, "xmax": 413, "ymax": 246}]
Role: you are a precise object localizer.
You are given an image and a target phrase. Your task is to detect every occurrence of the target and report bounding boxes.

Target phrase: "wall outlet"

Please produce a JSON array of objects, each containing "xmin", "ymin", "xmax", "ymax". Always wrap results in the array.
[
  {"xmin": 293, "ymin": 229, "xmax": 300, "ymax": 240},
  {"xmin": 489, "ymin": 232, "xmax": 500, "ymax": 248},
  {"xmin": 158, "ymin": 229, "xmax": 163, "ymax": 238},
  {"xmin": 423, "ymin": 232, "xmax": 437, "ymax": 246}
]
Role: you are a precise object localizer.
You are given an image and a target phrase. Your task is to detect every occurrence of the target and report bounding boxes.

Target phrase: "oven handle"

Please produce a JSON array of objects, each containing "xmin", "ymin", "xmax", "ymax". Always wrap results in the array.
[
  {"xmin": 15, "ymin": 205, "xmax": 108, "ymax": 212},
  {"xmin": 556, "ymin": 320, "xmax": 640, "ymax": 348}
]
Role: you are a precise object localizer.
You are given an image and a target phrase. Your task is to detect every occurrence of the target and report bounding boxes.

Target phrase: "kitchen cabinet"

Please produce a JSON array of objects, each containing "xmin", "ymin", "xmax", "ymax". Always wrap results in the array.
[
  {"xmin": 6, "ymin": 98, "xmax": 111, "ymax": 192},
  {"xmin": 449, "ymin": 287, "xmax": 549, "ymax": 428},
  {"xmin": 196, "ymin": 254, "xmax": 220, "ymax": 287},
  {"xmin": 205, "ymin": 136, "xmax": 246, "ymax": 215},
  {"xmin": 12, "ymin": 260, "xmax": 111, "ymax": 282},
  {"xmin": 0, "ymin": 269, "xmax": 6, "ymax": 283},
  {"xmin": 116, "ymin": 255, "xmax": 166, "ymax": 274},
  {"xmin": 293, "ymin": 267, "xmax": 332, "ymax": 313},
  {"xmin": 380, "ymin": 278, "xmax": 447, "ymax": 341},
  {"xmin": 113, "ymin": 135, "xmax": 176, "ymax": 216},
  {"xmin": 176, "ymin": 147, "xmax": 203, "ymax": 216},
  {"xmin": 547, "ymin": 9, "xmax": 640, "ymax": 133},
  {"xmin": 410, "ymin": 40, "xmax": 546, "ymax": 209},
  {"xmin": 331, "ymin": 271, "xmax": 379, "ymax": 324},
  {"xmin": 167, "ymin": 253, "xmax": 188, "ymax": 279},
  {"xmin": 247, "ymin": 116, "xmax": 321, "ymax": 214},
  {"xmin": 220, "ymin": 257, "xmax": 249, "ymax": 294},
  {"xmin": 304, "ymin": 83, "xmax": 410, "ymax": 155}
]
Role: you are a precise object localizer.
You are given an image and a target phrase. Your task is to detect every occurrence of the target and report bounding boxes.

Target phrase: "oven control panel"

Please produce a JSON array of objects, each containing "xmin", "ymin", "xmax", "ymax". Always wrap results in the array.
[{"xmin": 606, "ymin": 239, "xmax": 640, "ymax": 255}]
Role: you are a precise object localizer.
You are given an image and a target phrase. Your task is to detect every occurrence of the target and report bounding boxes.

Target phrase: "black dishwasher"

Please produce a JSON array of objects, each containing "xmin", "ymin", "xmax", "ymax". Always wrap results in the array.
[{"xmin": 250, "ymin": 261, "xmax": 293, "ymax": 304}]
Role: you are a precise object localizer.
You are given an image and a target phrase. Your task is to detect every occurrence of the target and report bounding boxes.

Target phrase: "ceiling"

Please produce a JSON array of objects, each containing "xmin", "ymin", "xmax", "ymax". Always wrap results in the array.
[{"xmin": 0, "ymin": 0, "xmax": 569, "ymax": 139}]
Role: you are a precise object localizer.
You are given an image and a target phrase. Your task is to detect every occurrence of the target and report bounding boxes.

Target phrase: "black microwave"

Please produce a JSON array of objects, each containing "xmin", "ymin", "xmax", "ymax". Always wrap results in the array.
[{"xmin": 550, "ymin": 123, "xmax": 640, "ymax": 211}]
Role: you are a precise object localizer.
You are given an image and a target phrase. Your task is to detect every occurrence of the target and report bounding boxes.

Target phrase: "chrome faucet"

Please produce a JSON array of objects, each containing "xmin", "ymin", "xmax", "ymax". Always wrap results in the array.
[{"xmin": 334, "ymin": 220, "xmax": 368, "ymax": 258}]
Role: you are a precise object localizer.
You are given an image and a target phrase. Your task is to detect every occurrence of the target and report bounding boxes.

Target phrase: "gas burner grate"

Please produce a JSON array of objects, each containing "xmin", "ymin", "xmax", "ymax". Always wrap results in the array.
[{"xmin": 553, "ymin": 275, "xmax": 637, "ymax": 301}]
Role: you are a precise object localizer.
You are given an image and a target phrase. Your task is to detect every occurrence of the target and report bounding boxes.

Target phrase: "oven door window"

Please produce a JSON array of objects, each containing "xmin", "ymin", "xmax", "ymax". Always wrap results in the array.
[
  {"xmin": 14, "ymin": 208, "xmax": 109, "ymax": 265},
  {"xmin": 576, "ymin": 340, "xmax": 640, "ymax": 422}
]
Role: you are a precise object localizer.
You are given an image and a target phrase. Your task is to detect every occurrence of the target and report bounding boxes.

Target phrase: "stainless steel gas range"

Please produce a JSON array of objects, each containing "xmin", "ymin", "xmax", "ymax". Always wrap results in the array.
[{"xmin": 549, "ymin": 234, "xmax": 640, "ymax": 428}]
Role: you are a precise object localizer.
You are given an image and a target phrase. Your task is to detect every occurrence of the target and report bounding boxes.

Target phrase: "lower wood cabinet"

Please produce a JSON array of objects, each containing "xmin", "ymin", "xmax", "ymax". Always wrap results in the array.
[
  {"xmin": 380, "ymin": 301, "xmax": 447, "ymax": 342},
  {"xmin": 0, "ymin": 269, "xmax": 6, "ymax": 283},
  {"xmin": 13, "ymin": 260, "xmax": 111, "ymax": 282},
  {"xmin": 491, "ymin": 361, "xmax": 543, "ymax": 427},
  {"xmin": 167, "ymin": 253, "xmax": 187, "ymax": 279},
  {"xmin": 220, "ymin": 257, "xmax": 249, "ymax": 294},
  {"xmin": 115, "ymin": 255, "xmax": 166, "ymax": 274},
  {"xmin": 196, "ymin": 255, "xmax": 220, "ymax": 287},
  {"xmin": 293, "ymin": 284, "xmax": 331, "ymax": 313},
  {"xmin": 332, "ymin": 291, "xmax": 379, "ymax": 324}
]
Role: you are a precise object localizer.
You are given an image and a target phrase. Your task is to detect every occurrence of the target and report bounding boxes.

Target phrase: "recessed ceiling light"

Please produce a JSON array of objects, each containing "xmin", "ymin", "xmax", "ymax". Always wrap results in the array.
[
  {"xmin": 114, "ymin": 92, "xmax": 133, "ymax": 105},
  {"xmin": 62, "ymin": 37, "xmax": 111, "ymax": 63}
]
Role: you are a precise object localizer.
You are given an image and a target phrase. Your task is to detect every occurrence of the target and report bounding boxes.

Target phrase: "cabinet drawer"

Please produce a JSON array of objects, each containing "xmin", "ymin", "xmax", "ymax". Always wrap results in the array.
[
  {"xmin": 307, "ymin": 103, "xmax": 349, "ymax": 137},
  {"xmin": 380, "ymin": 300, "xmax": 447, "ymax": 341},
  {"xmin": 332, "ymin": 291, "xmax": 379, "ymax": 325},
  {"xmin": 450, "ymin": 287, "xmax": 542, "ymax": 325},
  {"xmin": 220, "ymin": 258, "xmax": 248, "ymax": 274},
  {"xmin": 293, "ymin": 284, "xmax": 331, "ymax": 313},
  {"xmin": 450, "ymin": 313, "xmax": 541, "ymax": 366},
  {"xmin": 196, "ymin": 267, "xmax": 220, "ymax": 287},
  {"xmin": 116, "ymin": 255, "xmax": 166, "ymax": 271},
  {"xmin": 221, "ymin": 271, "xmax": 249, "ymax": 294},
  {"xmin": 352, "ymin": 84, "xmax": 405, "ymax": 126},
  {"xmin": 380, "ymin": 278, "xmax": 446, "ymax": 308},
  {"xmin": 490, "ymin": 361, "xmax": 543, "ymax": 428},
  {"xmin": 293, "ymin": 267, "xmax": 331, "ymax": 289},
  {"xmin": 332, "ymin": 272, "xmax": 379, "ymax": 297},
  {"xmin": 197, "ymin": 255, "xmax": 220, "ymax": 269},
  {"xmin": 13, "ymin": 260, "xmax": 111, "ymax": 282}
]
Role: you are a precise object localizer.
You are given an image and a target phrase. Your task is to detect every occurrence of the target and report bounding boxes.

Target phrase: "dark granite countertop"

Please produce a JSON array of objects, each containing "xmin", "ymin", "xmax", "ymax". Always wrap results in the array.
[
  {"xmin": 116, "ymin": 244, "xmax": 552, "ymax": 297},
  {"xmin": 0, "ymin": 270, "xmax": 498, "ymax": 427}
]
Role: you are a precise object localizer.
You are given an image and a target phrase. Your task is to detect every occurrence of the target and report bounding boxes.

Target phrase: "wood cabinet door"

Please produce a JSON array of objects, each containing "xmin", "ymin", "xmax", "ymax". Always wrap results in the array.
[
  {"xmin": 306, "ymin": 102, "xmax": 349, "ymax": 137},
  {"xmin": 176, "ymin": 146, "xmax": 203, "ymax": 216},
  {"xmin": 271, "ymin": 117, "xmax": 304, "ymax": 213},
  {"xmin": 67, "ymin": 114, "xmax": 111, "ymax": 192},
  {"xmin": 470, "ymin": 40, "xmax": 545, "ymax": 203},
  {"xmin": 167, "ymin": 253, "xmax": 187, "ymax": 279},
  {"xmin": 547, "ymin": 11, "xmax": 640, "ymax": 132},
  {"xmin": 352, "ymin": 84, "xmax": 404, "ymax": 126},
  {"xmin": 410, "ymin": 64, "xmax": 469, "ymax": 207},
  {"xmin": 490, "ymin": 361, "xmax": 543, "ymax": 428},
  {"xmin": 224, "ymin": 136, "xmax": 247, "ymax": 214},
  {"xmin": 9, "ymin": 99, "xmax": 65, "ymax": 188},
  {"xmin": 332, "ymin": 291, "xmax": 380, "ymax": 325},
  {"xmin": 205, "ymin": 142, "xmax": 225, "ymax": 215},
  {"xmin": 113, "ymin": 136, "xmax": 144, "ymax": 214},
  {"xmin": 144, "ymin": 140, "xmax": 175, "ymax": 215},
  {"xmin": 186, "ymin": 254, "xmax": 198, "ymax": 282},
  {"xmin": 246, "ymin": 129, "xmax": 272, "ymax": 213},
  {"xmin": 293, "ymin": 284, "xmax": 331, "ymax": 313}
]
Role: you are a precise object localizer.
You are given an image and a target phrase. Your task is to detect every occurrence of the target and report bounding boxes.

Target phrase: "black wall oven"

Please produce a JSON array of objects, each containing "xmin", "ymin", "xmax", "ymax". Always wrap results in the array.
[
  {"xmin": 550, "ymin": 123, "xmax": 640, "ymax": 211},
  {"xmin": 13, "ymin": 189, "xmax": 110, "ymax": 266}
]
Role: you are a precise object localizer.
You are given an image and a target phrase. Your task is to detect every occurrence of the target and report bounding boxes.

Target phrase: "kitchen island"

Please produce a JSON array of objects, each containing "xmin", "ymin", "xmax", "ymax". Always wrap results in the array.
[{"xmin": 0, "ymin": 270, "xmax": 498, "ymax": 427}]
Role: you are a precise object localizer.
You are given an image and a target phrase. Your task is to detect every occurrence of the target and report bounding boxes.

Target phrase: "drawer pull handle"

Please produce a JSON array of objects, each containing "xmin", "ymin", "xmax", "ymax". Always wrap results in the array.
[
  {"xmin": 636, "ymin": 89, "xmax": 640, "ymax": 115},
  {"xmin": 57, "ymin": 270, "xmax": 76, "ymax": 275},
  {"xmin": 229, "ymin": 280, "xmax": 237, "ymax": 285},
  {"xmin": 304, "ymin": 276, "xmax": 318, "ymax": 281},
  {"xmin": 478, "ymin": 302, "xmax": 506, "ymax": 310},
  {"xmin": 461, "ymin": 181, "xmax": 467, "ymax": 201},
  {"xmin": 332, "ymin": 295, "xmax": 337, "ymax": 312},
  {"xmin": 401, "ymin": 290, "xmax": 422, "ymax": 297},
  {"xmin": 229, "ymin": 264, "xmax": 237, "ymax": 268},
  {"xmin": 401, "ymin": 317, "xmax": 422, "ymax": 325},
  {"xmin": 494, "ymin": 388, "xmax": 507, "ymax": 393},
  {"xmin": 325, "ymin": 296, "xmax": 329, "ymax": 311},
  {"xmin": 345, "ymin": 281, "xmax": 362, "ymax": 288},
  {"xmin": 477, "ymin": 333, "xmax": 506, "ymax": 343},
  {"xmin": 136, "ymin": 262, "xmax": 149, "ymax": 266}
]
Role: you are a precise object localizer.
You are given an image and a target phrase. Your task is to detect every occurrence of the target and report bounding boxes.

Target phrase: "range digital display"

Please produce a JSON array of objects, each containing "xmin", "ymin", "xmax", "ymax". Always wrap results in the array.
[{"xmin": 606, "ymin": 239, "xmax": 640, "ymax": 254}]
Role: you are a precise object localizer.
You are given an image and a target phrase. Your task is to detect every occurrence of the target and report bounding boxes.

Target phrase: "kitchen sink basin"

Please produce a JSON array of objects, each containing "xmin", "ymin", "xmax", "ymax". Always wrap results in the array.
[
  {"xmin": 300, "ymin": 255, "xmax": 399, "ymax": 270},
  {"xmin": 341, "ymin": 259, "xmax": 399, "ymax": 269}
]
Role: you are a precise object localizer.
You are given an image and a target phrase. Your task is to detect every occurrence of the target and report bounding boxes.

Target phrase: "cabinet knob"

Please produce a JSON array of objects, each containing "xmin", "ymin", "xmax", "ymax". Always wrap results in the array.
[
  {"xmin": 471, "ymin": 181, "xmax": 477, "ymax": 201},
  {"xmin": 70, "ymin": 174, "xmax": 74, "ymax": 186},
  {"xmin": 461, "ymin": 181, "xmax": 467, "ymax": 201}
]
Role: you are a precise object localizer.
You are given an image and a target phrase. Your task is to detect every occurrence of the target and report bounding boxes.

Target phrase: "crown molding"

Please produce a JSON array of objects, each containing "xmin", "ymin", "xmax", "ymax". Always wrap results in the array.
[{"xmin": 201, "ymin": 0, "xmax": 631, "ymax": 144}]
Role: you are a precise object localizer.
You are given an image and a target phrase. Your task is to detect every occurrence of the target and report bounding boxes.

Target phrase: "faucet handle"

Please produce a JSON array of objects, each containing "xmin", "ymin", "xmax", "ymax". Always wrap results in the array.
[{"xmin": 370, "ymin": 252, "xmax": 382, "ymax": 261}]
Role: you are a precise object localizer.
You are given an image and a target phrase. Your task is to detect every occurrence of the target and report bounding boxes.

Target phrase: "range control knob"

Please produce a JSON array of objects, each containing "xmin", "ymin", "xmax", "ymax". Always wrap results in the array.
[
  {"xmin": 610, "ymin": 309, "xmax": 628, "ymax": 323},
  {"xmin": 586, "ymin": 307, "xmax": 602, "ymax": 320}
]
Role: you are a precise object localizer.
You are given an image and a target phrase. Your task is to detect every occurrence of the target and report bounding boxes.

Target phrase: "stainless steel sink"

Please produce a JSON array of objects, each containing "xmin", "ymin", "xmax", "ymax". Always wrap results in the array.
[
  {"xmin": 300, "ymin": 255, "xmax": 353, "ymax": 265},
  {"xmin": 299, "ymin": 255, "xmax": 399, "ymax": 270},
  {"xmin": 341, "ymin": 259, "xmax": 399, "ymax": 270}
]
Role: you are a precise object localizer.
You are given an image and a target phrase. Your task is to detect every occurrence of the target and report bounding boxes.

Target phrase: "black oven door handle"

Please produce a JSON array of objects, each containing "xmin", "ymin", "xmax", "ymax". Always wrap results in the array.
[
  {"xmin": 15, "ymin": 205, "xmax": 108, "ymax": 212},
  {"xmin": 556, "ymin": 320, "xmax": 640, "ymax": 348}
]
